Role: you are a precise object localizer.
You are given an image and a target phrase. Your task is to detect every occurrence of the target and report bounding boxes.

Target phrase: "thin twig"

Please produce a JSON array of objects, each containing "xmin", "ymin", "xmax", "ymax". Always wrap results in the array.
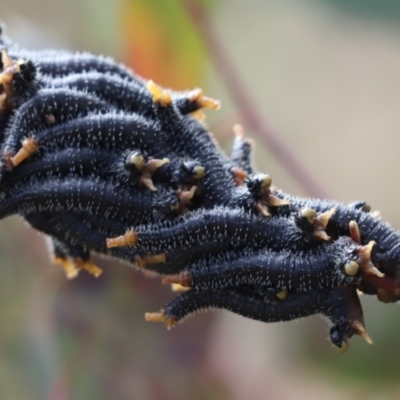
[{"xmin": 184, "ymin": 1, "xmax": 330, "ymax": 198}]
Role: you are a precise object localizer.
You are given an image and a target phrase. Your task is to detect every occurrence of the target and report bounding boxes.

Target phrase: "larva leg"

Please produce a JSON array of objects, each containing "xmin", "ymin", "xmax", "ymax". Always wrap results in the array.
[
  {"xmin": 49, "ymin": 238, "xmax": 80, "ymax": 279},
  {"xmin": 53, "ymin": 212, "xmax": 142, "ymax": 267},
  {"xmin": 25, "ymin": 213, "xmax": 102, "ymax": 278},
  {"xmin": 50, "ymin": 238, "xmax": 102, "ymax": 278}
]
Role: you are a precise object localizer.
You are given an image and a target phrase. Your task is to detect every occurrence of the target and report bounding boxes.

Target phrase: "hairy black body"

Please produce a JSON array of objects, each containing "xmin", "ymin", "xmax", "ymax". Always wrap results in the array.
[{"xmin": 0, "ymin": 29, "xmax": 399, "ymax": 352}]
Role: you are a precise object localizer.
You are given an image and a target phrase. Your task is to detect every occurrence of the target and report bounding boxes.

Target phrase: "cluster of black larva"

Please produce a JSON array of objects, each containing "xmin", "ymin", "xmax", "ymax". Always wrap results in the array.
[{"xmin": 1, "ymin": 31, "xmax": 400, "ymax": 353}]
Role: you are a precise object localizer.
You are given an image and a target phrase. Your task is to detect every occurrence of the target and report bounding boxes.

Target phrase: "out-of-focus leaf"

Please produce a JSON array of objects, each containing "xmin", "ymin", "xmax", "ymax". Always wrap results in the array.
[{"xmin": 119, "ymin": 0, "xmax": 214, "ymax": 89}]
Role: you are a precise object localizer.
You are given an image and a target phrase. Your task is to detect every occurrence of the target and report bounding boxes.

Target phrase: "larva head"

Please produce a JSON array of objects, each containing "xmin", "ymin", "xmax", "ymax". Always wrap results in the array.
[
  {"xmin": 152, "ymin": 187, "xmax": 180, "ymax": 219},
  {"xmin": 344, "ymin": 261, "xmax": 359, "ymax": 276},
  {"xmin": 337, "ymin": 236, "xmax": 362, "ymax": 277},
  {"xmin": 181, "ymin": 160, "xmax": 205, "ymax": 182},
  {"xmin": 327, "ymin": 286, "xmax": 372, "ymax": 351},
  {"xmin": 127, "ymin": 151, "xmax": 145, "ymax": 171},
  {"xmin": 330, "ymin": 322, "xmax": 351, "ymax": 352},
  {"xmin": 12, "ymin": 59, "xmax": 37, "ymax": 91},
  {"xmin": 117, "ymin": 150, "xmax": 146, "ymax": 183},
  {"xmin": 245, "ymin": 173, "xmax": 272, "ymax": 199}
]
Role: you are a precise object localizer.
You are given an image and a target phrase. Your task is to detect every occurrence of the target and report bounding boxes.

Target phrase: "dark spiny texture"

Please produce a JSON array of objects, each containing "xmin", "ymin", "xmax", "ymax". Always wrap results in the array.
[{"xmin": 0, "ymin": 32, "xmax": 399, "ymax": 352}]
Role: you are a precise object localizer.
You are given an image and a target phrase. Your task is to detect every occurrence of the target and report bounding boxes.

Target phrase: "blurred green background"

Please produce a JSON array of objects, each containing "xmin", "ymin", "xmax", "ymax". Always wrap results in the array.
[{"xmin": 2, "ymin": 0, "xmax": 400, "ymax": 399}]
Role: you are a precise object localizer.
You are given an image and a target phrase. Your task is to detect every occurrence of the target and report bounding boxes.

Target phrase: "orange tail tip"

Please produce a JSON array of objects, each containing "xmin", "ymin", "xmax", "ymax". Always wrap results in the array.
[
  {"xmin": 351, "ymin": 320, "xmax": 373, "ymax": 345},
  {"xmin": 314, "ymin": 230, "xmax": 331, "ymax": 242},
  {"xmin": 358, "ymin": 248, "xmax": 384, "ymax": 281},
  {"xmin": 0, "ymin": 70, "xmax": 13, "ymax": 85},
  {"xmin": 0, "ymin": 91, "xmax": 6, "ymax": 111},
  {"xmin": 305, "ymin": 207, "xmax": 336, "ymax": 242},
  {"xmin": 54, "ymin": 257, "xmax": 79, "ymax": 280},
  {"xmin": 162, "ymin": 271, "xmax": 193, "ymax": 287},
  {"xmin": 0, "ymin": 50, "xmax": 13, "ymax": 69},
  {"xmin": 134, "ymin": 254, "xmax": 166, "ymax": 269},
  {"xmin": 140, "ymin": 158, "xmax": 170, "ymax": 191},
  {"xmin": 144, "ymin": 253, "xmax": 167, "ymax": 265},
  {"xmin": 233, "ymin": 124, "xmax": 245, "ymax": 138},
  {"xmin": 188, "ymin": 88, "xmax": 221, "ymax": 110},
  {"xmin": 133, "ymin": 255, "xmax": 146, "ymax": 269},
  {"xmin": 276, "ymin": 288, "xmax": 288, "ymax": 300},
  {"xmin": 337, "ymin": 340, "xmax": 349, "ymax": 353},
  {"xmin": 146, "ymin": 80, "xmax": 163, "ymax": 101},
  {"xmin": 266, "ymin": 194, "xmax": 290, "ymax": 207},
  {"xmin": 76, "ymin": 260, "xmax": 103, "ymax": 278},
  {"xmin": 363, "ymin": 261, "xmax": 384, "ymax": 278},
  {"xmin": 317, "ymin": 207, "xmax": 336, "ymax": 229},
  {"xmin": 142, "ymin": 269, "xmax": 159, "ymax": 278},
  {"xmin": 10, "ymin": 137, "xmax": 38, "ymax": 167},
  {"xmin": 171, "ymin": 283, "xmax": 191, "ymax": 293},
  {"xmin": 139, "ymin": 176, "xmax": 157, "ymax": 191},
  {"xmin": 357, "ymin": 241, "xmax": 384, "ymax": 278},
  {"xmin": 145, "ymin": 158, "xmax": 170, "ymax": 173},
  {"xmin": 145, "ymin": 312, "xmax": 177, "ymax": 329},
  {"xmin": 233, "ymin": 124, "xmax": 254, "ymax": 147},
  {"xmin": 231, "ymin": 166, "xmax": 247, "ymax": 186},
  {"xmin": 106, "ymin": 230, "xmax": 138, "ymax": 248},
  {"xmin": 178, "ymin": 186, "xmax": 197, "ymax": 204},
  {"xmin": 190, "ymin": 110, "xmax": 206, "ymax": 123},
  {"xmin": 146, "ymin": 80, "xmax": 172, "ymax": 106},
  {"xmin": 349, "ymin": 220, "xmax": 361, "ymax": 244},
  {"xmin": 255, "ymin": 202, "xmax": 270, "ymax": 217},
  {"xmin": 197, "ymin": 95, "xmax": 221, "ymax": 111},
  {"xmin": 360, "ymin": 241, "xmax": 376, "ymax": 260},
  {"xmin": 145, "ymin": 311, "xmax": 166, "ymax": 323}
]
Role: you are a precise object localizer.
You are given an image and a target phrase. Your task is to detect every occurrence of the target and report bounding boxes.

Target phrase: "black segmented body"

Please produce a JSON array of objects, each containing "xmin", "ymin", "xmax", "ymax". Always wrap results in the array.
[
  {"xmin": 162, "ymin": 285, "xmax": 363, "ymax": 348},
  {"xmin": 0, "ymin": 30, "xmax": 399, "ymax": 351},
  {"xmin": 188, "ymin": 236, "xmax": 361, "ymax": 292},
  {"xmin": 3, "ymin": 89, "xmax": 110, "ymax": 155},
  {"xmin": 2, "ymin": 147, "xmax": 116, "ymax": 186},
  {"xmin": 133, "ymin": 208, "xmax": 320, "ymax": 255}
]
